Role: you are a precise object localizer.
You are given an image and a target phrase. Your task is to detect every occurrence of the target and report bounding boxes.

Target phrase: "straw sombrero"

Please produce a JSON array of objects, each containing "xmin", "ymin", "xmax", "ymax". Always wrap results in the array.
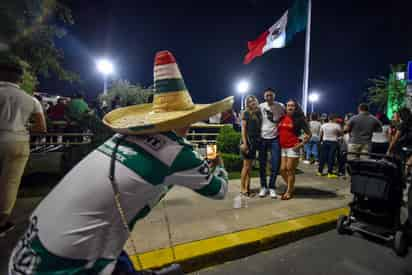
[{"xmin": 103, "ymin": 50, "xmax": 234, "ymax": 135}]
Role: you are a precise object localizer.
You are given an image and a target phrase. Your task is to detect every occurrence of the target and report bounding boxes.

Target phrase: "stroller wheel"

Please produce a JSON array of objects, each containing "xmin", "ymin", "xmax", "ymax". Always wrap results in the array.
[
  {"xmin": 337, "ymin": 215, "xmax": 349, "ymax": 235},
  {"xmin": 394, "ymin": 230, "xmax": 408, "ymax": 257}
]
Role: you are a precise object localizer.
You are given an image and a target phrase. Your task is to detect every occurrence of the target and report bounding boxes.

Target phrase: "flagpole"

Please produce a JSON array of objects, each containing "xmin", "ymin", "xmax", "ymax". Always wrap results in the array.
[{"xmin": 302, "ymin": 0, "xmax": 312, "ymax": 115}]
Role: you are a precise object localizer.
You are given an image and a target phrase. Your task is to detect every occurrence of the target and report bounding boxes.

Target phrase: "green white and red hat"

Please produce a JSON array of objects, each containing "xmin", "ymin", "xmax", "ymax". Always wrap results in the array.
[{"xmin": 103, "ymin": 50, "xmax": 233, "ymax": 135}]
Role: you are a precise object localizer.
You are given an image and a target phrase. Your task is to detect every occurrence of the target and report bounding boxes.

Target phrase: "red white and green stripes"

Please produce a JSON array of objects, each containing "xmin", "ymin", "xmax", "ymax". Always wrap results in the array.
[{"xmin": 154, "ymin": 51, "xmax": 187, "ymax": 94}]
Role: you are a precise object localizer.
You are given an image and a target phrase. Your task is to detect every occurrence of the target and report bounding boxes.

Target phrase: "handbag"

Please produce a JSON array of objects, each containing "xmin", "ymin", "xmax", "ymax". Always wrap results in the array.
[{"xmin": 109, "ymin": 136, "xmax": 184, "ymax": 275}]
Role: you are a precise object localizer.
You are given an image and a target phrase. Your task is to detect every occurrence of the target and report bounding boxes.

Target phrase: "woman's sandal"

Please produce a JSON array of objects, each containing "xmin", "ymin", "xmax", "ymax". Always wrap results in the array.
[{"xmin": 281, "ymin": 192, "xmax": 293, "ymax": 200}]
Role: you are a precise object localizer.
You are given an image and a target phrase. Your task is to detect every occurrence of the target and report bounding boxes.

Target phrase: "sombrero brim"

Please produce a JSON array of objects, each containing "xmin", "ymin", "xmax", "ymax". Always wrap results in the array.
[{"xmin": 102, "ymin": 96, "xmax": 234, "ymax": 135}]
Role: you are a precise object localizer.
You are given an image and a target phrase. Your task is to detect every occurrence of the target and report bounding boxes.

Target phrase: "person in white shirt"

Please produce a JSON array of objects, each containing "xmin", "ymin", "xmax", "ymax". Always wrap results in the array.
[
  {"xmin": 371, "ymin": 113, "xmax": 390, "ymax": 155},
  {"xmin": 317, "ymin": 114, "xmax": 342, "ymax": 179},
  {"xmin": 0, "ymin": 56, "xmax": 47, "ymax": 237},
  {"xmin": 258, "ymin": 88, "xmax": 285, "ymax": 199},
  {"xmin": 303, "ymin": 113, "xmax": 321, "ymax": 164}
]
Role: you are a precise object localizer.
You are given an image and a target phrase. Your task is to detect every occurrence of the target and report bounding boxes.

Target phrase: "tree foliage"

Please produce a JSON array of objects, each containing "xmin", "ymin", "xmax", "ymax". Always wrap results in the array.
[
  {"xmin": 0, "ymin": 0, "xmax": 78, "ymax": 82},
  {"xmin": 99, "ymin": 80, "xmax": 155, "ymax": 107},
  {"xmin": 216, "ymin": 125, "xmax": 241, "ymax": 154},
  {"xmin": 367, "ymin": 64, "xmax": 407, "ymax": 112},
  {"xmin": 19, "ymin": 60, "xmax": 39, "ymax": 95},
  {"xmin": 0, "ymin": 51, "xmax": 38, "ymax": 94}
]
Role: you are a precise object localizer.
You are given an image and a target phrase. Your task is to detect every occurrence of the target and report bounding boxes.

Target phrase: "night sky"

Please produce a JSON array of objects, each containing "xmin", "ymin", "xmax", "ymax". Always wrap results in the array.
[{"xmin": 41, "ymin": 0, "xmax": 412, "ymax": 115}]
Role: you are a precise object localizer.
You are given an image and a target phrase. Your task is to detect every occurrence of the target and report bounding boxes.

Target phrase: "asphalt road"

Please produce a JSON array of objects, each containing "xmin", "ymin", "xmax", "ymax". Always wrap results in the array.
[{"xmin": 192, "ymin": 230, "xmax": 412, "ymax": 275}]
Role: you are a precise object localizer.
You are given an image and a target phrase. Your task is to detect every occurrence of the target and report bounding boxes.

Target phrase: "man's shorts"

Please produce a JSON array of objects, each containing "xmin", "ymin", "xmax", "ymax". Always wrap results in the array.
[
  {"xmin": 281, "ymin": 147, "xmax": 300, "ymax": 158},
  {"xmin": 347, "ymin": 143, "xmax": 370, "ymax": 160}
]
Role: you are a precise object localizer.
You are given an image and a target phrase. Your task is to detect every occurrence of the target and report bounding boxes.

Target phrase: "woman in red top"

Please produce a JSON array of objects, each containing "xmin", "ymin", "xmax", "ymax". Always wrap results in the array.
[{"xmin": 278, "ymin": 99, "xmax": 311, "ymax": 200}]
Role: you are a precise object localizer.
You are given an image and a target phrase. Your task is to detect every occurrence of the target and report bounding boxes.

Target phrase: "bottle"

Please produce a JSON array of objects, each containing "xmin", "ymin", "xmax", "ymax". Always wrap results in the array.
[{"xmin": 233, "ymin": 194, "xmax": 242, "ymax": 209}]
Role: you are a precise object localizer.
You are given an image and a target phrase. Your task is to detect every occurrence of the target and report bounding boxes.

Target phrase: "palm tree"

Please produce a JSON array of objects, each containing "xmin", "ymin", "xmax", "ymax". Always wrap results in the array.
[{"xmin": 367, "ymin": 64, "xmax": 407, "ymax": 115}]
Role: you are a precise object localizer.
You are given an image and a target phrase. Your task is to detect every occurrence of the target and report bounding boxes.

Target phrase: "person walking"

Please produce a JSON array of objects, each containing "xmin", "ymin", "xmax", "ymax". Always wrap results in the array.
[
  {"xmin": 303, "ymin": 112, "xmax": 321, "ymax": 164},
  {"xmin": 258, "ymin": 88, "xmax": 285, "ymax": 199},
  {"xmin": 344, "ymin": 103, "xmax": 382, "ymax": 159},
  {"xmin": 0, "ymin": 55, "xmax": 47, "ymax": 237},
  {"xmin": 8, "ymin": 50, "xmax": 232, "ymax": 274},
  {"xmin": 240, "ymin": 95, "xmax": 262, "ymax": 196},
  {"xmin": 317, "ymin": 114, "xmax": 342, "ymax": 178},
  {"xmin": 278, "ymin": 99, "xmax": 311, "ymax": 200}
]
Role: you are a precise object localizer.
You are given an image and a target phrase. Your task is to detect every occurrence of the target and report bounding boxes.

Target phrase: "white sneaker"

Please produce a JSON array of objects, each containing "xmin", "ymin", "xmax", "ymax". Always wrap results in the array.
[
  {"xmin": 269, "ymin": 189, "xmax": 278, "ymax": 199},
  {"xmin": 259, "ymin": 188, "xmax": 267, "ymax": 197},
  {"xmin": 303, "ymin": 160, "xmax": 311, "ymax": 164}
]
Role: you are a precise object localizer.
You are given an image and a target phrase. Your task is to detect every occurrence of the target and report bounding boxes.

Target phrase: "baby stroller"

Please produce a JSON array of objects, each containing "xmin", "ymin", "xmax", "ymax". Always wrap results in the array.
[{"xmin": 336, "ymin": 151, "xmax": 410, "ymax": 256}]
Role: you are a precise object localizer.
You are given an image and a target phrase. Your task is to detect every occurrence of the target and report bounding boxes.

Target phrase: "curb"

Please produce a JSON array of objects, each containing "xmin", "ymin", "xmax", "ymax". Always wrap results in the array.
[{"xmin": 130, "ymin": 207, "xmax": 349, "ymax": 273}]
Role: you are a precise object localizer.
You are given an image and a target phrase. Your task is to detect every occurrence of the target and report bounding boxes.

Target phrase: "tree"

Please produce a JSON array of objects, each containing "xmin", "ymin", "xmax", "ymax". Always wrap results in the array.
[
  {"xmin": 367, "ymin": 64, "xmax": 407, "ymax": 113},
  {"xmin": 0, "ymin": 0, "xmax": 78, "ymax": 82},
  {"xmin": 19, "ymin": 60, "xmax": 39, "ymax": 95},
  {"xmin": 0, "ymin": 51, "xmax": 38, "ymax": 94},
  {"xmin": 99, "ymin": 80, "xmax": 155, "ymax": 107}
]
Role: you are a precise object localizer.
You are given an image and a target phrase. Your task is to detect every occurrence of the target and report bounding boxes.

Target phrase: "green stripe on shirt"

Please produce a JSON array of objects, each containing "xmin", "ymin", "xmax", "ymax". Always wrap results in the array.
[
  {"xmin": 195, "ymin": 176, "xmax": 223, "ymax": 197},
  {"xmin": 170, "ymin": 146, "xmax": 203, "ymax": 173},
  {"xmin": 98, "ymin": 137, "xmax": 169, "ymax": 185}
]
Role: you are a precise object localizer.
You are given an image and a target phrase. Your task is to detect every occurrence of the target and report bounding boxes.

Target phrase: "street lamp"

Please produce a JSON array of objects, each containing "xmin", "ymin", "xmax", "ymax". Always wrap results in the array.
[
  {"xmin": 396, "ymin": 72, "xmax": 405, "ymax": 81},
  {"xmin": 96, "ymin": 58, "xmax": 114, "ymax": 95},
  {"xmin": 236, "ymin": 80, "xmax": 250, "ymax": 110},
  {"xmin": 308, "ymin": 92, "xmax": 319, "ymax": 113}
]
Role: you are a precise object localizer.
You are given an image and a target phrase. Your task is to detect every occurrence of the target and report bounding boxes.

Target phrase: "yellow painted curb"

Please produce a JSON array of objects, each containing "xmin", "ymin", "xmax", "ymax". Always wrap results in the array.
[{"xmin": 130, "ymin": 207, "xmax": 349, "ymax": 271}]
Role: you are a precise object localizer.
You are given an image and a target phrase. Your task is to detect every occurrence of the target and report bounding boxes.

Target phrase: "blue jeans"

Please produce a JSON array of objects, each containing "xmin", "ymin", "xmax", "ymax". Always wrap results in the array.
[
  {"xmin": 304, "ymin": 136, "xmax": 319, "ymax": 161},
  {"xmin": 259, "ymin": 138, "xmax": 281, "ymax": 189},
  {"xmin": 319, "ymin": 141, "xmax": 338, "ymax": 174}
]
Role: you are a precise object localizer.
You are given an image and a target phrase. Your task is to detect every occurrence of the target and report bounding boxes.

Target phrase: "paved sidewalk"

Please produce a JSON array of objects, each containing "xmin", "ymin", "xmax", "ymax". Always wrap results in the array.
[
  {"xmin": 0, "ymin": 164, "xmax": 351, "ymax": 273},
  {"xmin": 126, "ymin": 165, "xmax": 350, "ymax": 254},
  {"xmin": 126, "ymin": 164, "xmax": 351, "ymax": 271}
]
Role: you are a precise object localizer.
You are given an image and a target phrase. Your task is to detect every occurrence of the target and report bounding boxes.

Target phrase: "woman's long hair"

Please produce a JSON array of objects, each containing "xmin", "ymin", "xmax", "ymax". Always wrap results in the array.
[
  {"xmin": 287, "ymin": 99, "xmax": 308, "ymax": 136},
  {"xmin": 245, "ymin": 95, "xmax": 259, "ymax": 113},
  {"xmin": 399, "ymin": 107, "xmax": 412, "ymax": 125}
]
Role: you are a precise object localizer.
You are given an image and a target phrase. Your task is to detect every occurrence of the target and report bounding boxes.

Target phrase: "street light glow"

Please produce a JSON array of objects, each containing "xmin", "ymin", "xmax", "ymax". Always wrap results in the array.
[
  {"xmin": 396, "ymin": 72, "xmax": 405, "ymax": 81},
  {"xmin": 308, "ymin": 92, "xmax": 319, "ymax": 103},
  {"xmin": 237, "ymin": 80, "xmax": 250, "ymax": 94},
  {"xmin": 96, "ymin": 58, "xmax": 114, "ymax": 76}
]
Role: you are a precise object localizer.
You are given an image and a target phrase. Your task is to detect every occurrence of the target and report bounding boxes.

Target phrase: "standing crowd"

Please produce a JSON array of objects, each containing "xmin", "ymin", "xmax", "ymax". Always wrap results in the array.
[{"xmin": 240, "ymin": 89, "xmax": 412, "ymax": 201}]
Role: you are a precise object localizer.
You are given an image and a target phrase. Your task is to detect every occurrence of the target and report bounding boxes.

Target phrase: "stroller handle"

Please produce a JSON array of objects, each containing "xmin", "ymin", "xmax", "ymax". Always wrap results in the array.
[{"xmin": 344, "ymin": 151, "xmax": 395, "ymax": 161}]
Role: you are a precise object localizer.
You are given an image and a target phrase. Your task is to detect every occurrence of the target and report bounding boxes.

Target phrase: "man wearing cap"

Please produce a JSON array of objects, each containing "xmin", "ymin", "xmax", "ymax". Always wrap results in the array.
[
  {"xmin": 9, "ymin": 51, "xmax": 233, "ymax": 275},
  {"xmin": 0, "ymin": 55, "xmax": 47, "ymax": 237}
]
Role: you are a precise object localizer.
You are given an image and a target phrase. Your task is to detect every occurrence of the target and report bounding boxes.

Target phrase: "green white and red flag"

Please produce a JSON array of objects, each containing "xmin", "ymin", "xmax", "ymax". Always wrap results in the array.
[{"xmin": 243, "ymin": 0, "xmax": 309, "ymax": 64}]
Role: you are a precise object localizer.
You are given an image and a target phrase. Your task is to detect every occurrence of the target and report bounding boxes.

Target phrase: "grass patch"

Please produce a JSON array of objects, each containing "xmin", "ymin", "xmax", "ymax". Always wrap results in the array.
[{"xmin": 228, "ymin": 169, "xmax": 260, "ymax": 180}]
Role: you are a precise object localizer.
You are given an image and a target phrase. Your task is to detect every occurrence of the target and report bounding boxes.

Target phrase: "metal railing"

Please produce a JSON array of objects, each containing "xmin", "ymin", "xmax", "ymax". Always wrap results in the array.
[{"xmin": 30, "ymin": 132, "xmax": 93, "ymax": 146}]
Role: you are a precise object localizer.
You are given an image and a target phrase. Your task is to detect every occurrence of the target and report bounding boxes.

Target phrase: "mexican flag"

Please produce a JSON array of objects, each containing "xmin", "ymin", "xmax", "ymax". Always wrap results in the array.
[{"xmin": 243, "ymin": 0, "xmax": 308, "ymax": 64}]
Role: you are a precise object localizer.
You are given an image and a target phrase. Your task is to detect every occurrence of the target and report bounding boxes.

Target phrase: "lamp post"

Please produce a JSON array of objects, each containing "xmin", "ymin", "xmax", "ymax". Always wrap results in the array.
[
  {"xmin": 236, "ymin": 80, "xmax": 250, "ymax": 111},
  {"xmin": 308, "ymin": 92, "xmax": 319, "ymax": 113},
  {"xmin": 96, "ymin": 58, "xmax": 114, "ymax": 95}
]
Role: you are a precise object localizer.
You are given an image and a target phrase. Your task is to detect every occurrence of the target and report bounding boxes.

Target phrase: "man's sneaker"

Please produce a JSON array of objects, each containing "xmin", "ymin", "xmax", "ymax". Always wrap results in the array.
[
  {"xmin": 0, "ymin": 222, "xmax": 15, "ymax": 238},
  {"xmin": 316, "ymin": 172, "xmax": 325, "ymax": 177},
  {"xmin": 269, "ymin": 189, "xmax": 278, "ymax": 199},
  {"xmin": 303, "ymin": 160, "xmax": 311, "ymax": 164},
  {"xmin": 259, "ymin": 188, "xmax": 268, "ymax": 197},
  {"xmin": 327, "ymin": 173, "xmax": 338, "ymax": 179}
]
